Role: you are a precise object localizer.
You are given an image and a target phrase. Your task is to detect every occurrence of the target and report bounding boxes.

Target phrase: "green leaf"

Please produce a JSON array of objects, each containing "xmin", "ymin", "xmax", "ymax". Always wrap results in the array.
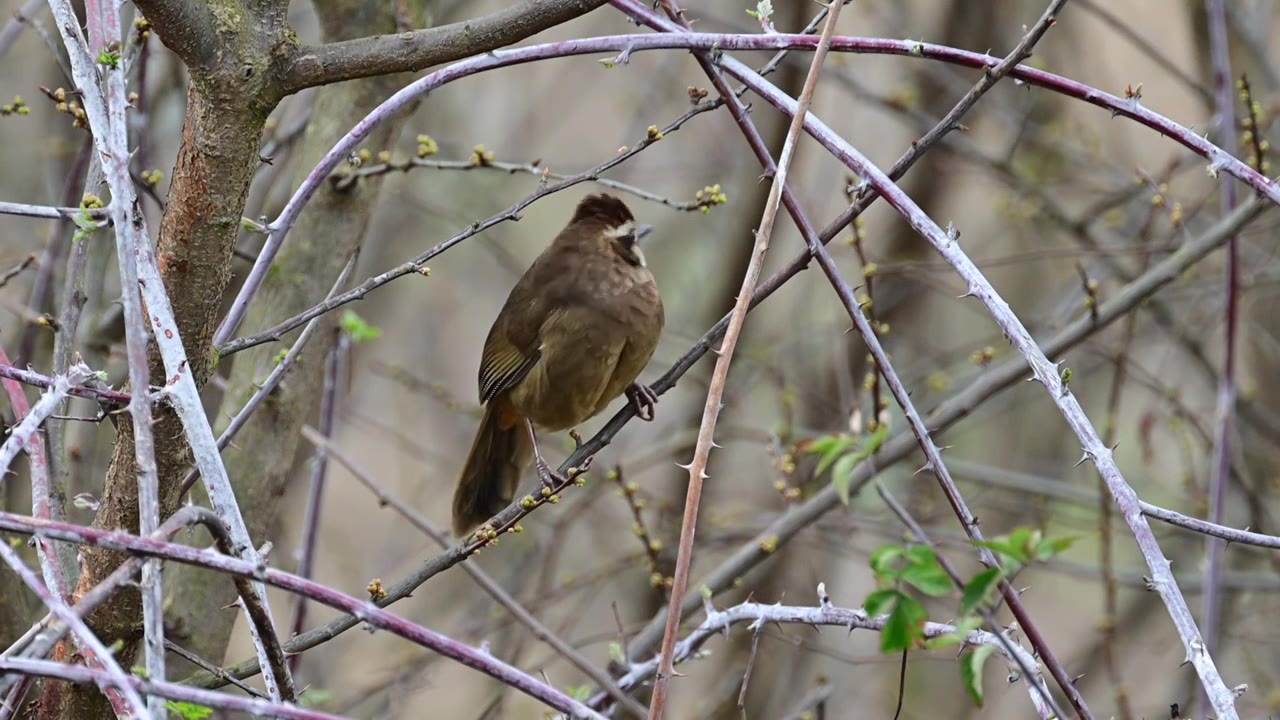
[
  {"xmin": 608, "ymin": 641, "xmax": 625, "ymax": 665},
  {"xmin": 1034, "ymin": 534, "xmax": 1077, "ymax": 561},
  {"xmin": 340, "ymin": 310, "xmax": 383, "ymax": 343},
  {"xmin": 961, "ymin": 567, "xmax": 1003, "ymax": 616},
  {"xmin": 904, "ymin": 544, "xmax": 936, "ymax": 565},
  {"xmin": 869, "ymin": 544, "xmax": 904, "ymax": 579},
  {"xmin": 830, "ymin": 450, "xmax": 859, "ymax": 505},
  {"xmin": 961, "ymin": 645, "xmax": 997, "ymax": 706},
  {"xmin": 803, "ymin": 434, "xmax": 846, "ymax": 457},
  {"xmin": 72, "ymin": 206, "xmax": 97, "ymax": 242},
  {"xmin": 810, "ymin": 435, "xmax": 854, "ymax": 476},
  {"xmin": 863, "ymin": 588, "xmax": 899, "ymax": 617},
  {"xmin": 96, "ymin": 49, "xmax": 121, "ymax": 68},
  {"xmin": 1008, "ymin": 527, "xmax": 1040, "ymax": 561},
  {"xmin": 881, "ymin": 594, "xmax": 927, "ymax": 652},
  {"xmin": 973, "ymin": 527, "xmax": 1039, "ymax": 567},
  {"xmin": 901, "ymin": 557, "xmax": 952, "ymax": 598},
  {"xmin": 569, "ymin": 685, "xmax": 592, "ymax": 701},
  {"xmin": 924, "ymin": 617, "xmax": 982, "ymax": 650},
  {"xmin": 749, "ymin": 0, "xmax": 774, "ymax": 23},
  {"xmin": 863, "ymin": 424, "xmax": 889, "ymax": 454},
  {"xmin": 165, "ymin": 700, "xmax": 213, "ymax": 720}
]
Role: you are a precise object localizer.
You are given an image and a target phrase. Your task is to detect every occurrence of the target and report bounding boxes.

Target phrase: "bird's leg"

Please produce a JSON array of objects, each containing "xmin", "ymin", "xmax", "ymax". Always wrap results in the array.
[
  {"xmin": 524, "ymin": 417, "xmax": 566, "ymax": 489},
  {"xmin": 625, "ymin": 382, "xmax": 659, "ymax": 421}
]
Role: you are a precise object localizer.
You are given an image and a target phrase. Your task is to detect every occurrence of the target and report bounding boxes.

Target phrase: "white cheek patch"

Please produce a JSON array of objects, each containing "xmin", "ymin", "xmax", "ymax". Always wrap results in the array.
[{"xmin": 632, "ymin": 246, "xmax": 647, "ymax": 268}]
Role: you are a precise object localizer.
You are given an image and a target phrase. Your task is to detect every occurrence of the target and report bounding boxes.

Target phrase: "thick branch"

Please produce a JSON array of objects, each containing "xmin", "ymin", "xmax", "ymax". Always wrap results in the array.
[
  {"xmin": 131, "ymin": 0, "xmax": 218, "ymax": 70},
  {"xmin": 281, "ymin": 0, "xmax": 607, "ymax": 94}
]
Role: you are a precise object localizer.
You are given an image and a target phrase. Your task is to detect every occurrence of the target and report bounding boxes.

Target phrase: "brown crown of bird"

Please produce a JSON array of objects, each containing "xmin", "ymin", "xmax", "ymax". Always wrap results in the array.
[{"xmin": 451, "ymin": 193, "xmax": 665, "ymax": 536}]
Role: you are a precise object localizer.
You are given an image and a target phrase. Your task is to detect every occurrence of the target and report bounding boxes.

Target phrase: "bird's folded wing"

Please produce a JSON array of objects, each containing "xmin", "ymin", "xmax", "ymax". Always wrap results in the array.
[{"xmin": 479, "ymin": 338, "xmax": 540, "ymax": 405}]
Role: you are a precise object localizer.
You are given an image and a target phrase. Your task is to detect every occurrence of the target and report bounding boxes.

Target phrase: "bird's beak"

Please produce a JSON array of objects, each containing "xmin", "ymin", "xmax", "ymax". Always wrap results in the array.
[{"xmin": 636, "ymin": 223, "xmax": 655, "ymax": 240}]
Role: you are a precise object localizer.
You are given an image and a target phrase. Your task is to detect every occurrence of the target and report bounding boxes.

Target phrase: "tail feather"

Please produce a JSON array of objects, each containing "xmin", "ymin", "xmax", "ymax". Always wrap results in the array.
[{"xmin": 452, "ymin": 397, "xmax": 531, "ymax": 536}]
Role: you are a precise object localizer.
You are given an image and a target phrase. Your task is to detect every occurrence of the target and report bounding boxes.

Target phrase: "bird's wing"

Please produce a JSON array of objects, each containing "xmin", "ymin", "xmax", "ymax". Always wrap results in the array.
[
  {"xmin": 479, "ymin": 336, "xmax": 540, "ymax": 405},
  {"xmin": 478, "ymin": 306, "xmax": 571, "ymax": 404}
]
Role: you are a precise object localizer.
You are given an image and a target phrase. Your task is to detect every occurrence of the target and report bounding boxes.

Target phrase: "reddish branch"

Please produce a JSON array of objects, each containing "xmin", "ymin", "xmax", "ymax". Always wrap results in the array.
[{"xmin": 0, "ymin": 510, "xmax": 604, "ymax": 719}]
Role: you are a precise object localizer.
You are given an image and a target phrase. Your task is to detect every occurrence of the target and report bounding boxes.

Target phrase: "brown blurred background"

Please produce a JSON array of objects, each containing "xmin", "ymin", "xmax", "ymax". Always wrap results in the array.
[{"xmin": 2, "ymin": 0, "xmax": 1279, "ymax": 717}]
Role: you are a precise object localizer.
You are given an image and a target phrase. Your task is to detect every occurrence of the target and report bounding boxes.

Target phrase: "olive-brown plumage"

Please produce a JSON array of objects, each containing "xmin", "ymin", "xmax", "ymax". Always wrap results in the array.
[{"xmin": 452, "ymin": 194, "xmax": 664, "ymax": 535}]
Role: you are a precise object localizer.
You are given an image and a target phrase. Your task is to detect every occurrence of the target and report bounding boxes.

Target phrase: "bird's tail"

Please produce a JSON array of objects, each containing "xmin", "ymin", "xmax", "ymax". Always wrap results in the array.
[{"xmin": 452, "ymin": 395, "xmax": 532, "ymax": 537}]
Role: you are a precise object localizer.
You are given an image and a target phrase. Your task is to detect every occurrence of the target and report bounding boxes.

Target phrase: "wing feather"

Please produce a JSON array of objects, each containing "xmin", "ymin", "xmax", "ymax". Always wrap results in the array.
[{"xmin": 478, "ymin": 308, "xmax": 568, "ymax": 404}]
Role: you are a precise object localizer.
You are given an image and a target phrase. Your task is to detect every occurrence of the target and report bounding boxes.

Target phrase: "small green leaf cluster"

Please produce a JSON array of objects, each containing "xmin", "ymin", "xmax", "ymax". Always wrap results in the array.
[
  {"xmin": 339, "ymin": 310, "xmax": 382, "ymax": 343},
  {"xmin": 865, "ymin": 544, "xmax": 950, "ymax": 654},
  {"xmin": 802, "ymin": 425, "xmax": 888, "ymax": 504},
  {"xmin": 745, "ymin": 0, "xmax": 774, "ymax": 23},
  {"xmin": 97, "ymin": 48, "xmax": 121, "ymax": 68},
  {"xmin": 862, "ymin": 527, "xmax": 1075, "ymax": 706}
]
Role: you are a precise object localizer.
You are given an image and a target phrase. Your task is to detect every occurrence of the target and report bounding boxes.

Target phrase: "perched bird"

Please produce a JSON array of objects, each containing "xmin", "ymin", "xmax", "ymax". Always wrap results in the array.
[{"xmin": 452, "ymin": 194, "xmax": 665, "ymax": 536}]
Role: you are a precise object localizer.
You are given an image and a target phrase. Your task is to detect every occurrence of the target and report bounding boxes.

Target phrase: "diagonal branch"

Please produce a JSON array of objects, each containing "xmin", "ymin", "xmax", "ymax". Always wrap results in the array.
[
  {"xmin": 616, "ymin": 7, "xmax": 1239, "ymax": 714},
  {"xmin": 645, "ymin": 3, "xmax": 843, "ymax": 717},
  {"xmin": 191, "ymin": 172, "xmax": 1268, "ymax": 697},
  {"xmin": 281, "ymin": 0, "xmax": 608, "ymax": 94},
  {"xmin": 0, "ymin": 540, "xmax": 145, "ymax": 716},
  {"xmin": 0, "ymin": 510, "xmax": 606, "ymax": 720},
  {"xmin": 623, "ymin": 0, "xmax": 1085, "ymax": 714}
]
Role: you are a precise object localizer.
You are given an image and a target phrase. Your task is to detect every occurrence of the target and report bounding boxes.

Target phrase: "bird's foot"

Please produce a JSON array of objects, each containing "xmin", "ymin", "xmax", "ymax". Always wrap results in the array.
[
  {"xmin": 535, "ymin": 457, "xmax": 568, "ymax": 489},
  {"xmin": 626, "ymin": 382, "xmax": 659, "ymax": 421}
]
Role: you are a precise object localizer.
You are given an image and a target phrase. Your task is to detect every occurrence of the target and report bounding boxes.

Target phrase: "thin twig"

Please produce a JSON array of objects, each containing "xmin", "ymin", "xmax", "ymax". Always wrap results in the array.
[
  {"xmin": 0, "ymin": 657, "xmax": 346, "ymax": 720},
  {"xmin": 1200, "ymin": 4, "xmax": 1240, "ymax": 715},
  {"xmin": 76, "ymin": 0, "xmax": 167, "ymax": 708},
  {"xmin": 47, "ymin": 0, "xmax": 296, "ymax": 699},
  {"xmin": 217, "ymin": 104, "xmax": 710, "ymax": 357},
  {"xmin": 178, "ymin": 253, "xmax": 357, "ymax": 496},
  {"xmin": 0, "ymin": 506, "xmax": 216, "ymax": 703},
  {"xmin": 288, "ymin": 330, "xmax": 345, "ymax": 677},
  {"xmin": 0, "ymin": 538, "xmax": 146, "ymax": 716},
  {"xmin": 647, "ymin": 5, "xmax": 843, "ymax": 717},
  {"xmin": 341, "ymin": 155, "xmax": 722, "ymax": 212},
  {"xmin": 0, "ymin": 509, "xmax": 607, "ymax": 719},
  {"xmin": 299, "ymin": 426, "xmax": 648, "ymax": 719},
  {"xmin": 0, "ymin": 0, "xmax": 46, "ymax": 61},
  {"xmin": 192, "ymin": 145, "xmax": 1270, "ymax": 702},
  {"xmin": 0, "ymin": 363, "xmax": 129, "ymax": 405},
  {"xmin": 596, "ymin": 588, "xmax": 1048, "ymax": 716},
  {"xmin": 164, "ymin": 640, "xmax": 270, "ymax": 700},
  {"xmin": 0, "ymin": 360, "xmax": 93, "ymax": 488},
  {"xmin": 684, "ymin": 45, "xmax": 1241, "ymax": 718}
]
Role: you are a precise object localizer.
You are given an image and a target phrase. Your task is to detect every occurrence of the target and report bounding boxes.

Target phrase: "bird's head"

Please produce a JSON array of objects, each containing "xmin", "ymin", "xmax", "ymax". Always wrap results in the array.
[{"xmin": 569, "ymin": 193, "xmax": 654, "ymax": 268}]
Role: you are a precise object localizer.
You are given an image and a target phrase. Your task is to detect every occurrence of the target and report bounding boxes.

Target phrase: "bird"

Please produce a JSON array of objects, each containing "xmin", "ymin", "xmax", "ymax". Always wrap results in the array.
[{"xmin": 451, "ymin": 193, "xmax": 665, "ymax": 536}]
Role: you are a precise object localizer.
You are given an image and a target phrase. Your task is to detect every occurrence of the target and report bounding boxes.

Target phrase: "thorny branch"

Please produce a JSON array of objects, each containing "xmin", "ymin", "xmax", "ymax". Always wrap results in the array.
[
  {"xmin": 645, "ymin": 4, "xmax": 844, "ymax": 718},
  {"xmin": 598, "ymin": 587, "xmax": 1053, "ymax": 718},
  {"xmin": 5, "ymin": 4, "xmax": 1274, "ymax": 712},
  {"xmin": 0, "ymin": 510, "xmax": 605, "ymax": 719}
]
